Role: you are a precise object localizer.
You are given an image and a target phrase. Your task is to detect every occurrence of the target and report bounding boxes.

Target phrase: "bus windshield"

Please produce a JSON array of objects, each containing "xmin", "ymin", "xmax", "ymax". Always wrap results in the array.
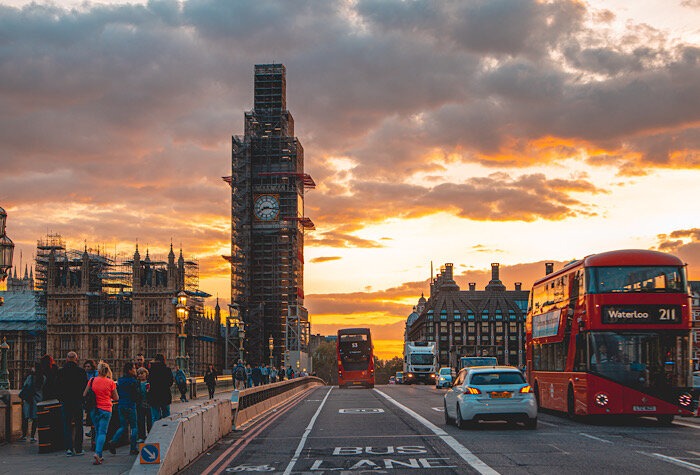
[
  {"xmin": 338, "ymin": 334, "xmax": 371, "ymax": 371},
  {"xmin": 586, "ymin": 266, "xmax": 685, "ymax": 294},
  {"xmin": 587, "ymin": 332, "xmax": 690, "ymax": 389}
]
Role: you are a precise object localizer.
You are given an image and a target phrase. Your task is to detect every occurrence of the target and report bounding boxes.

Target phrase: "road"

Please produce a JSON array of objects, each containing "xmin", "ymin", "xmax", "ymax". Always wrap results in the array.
[{"xmin": 184, "ymin": 384, "xmax": 700, "ymax": 474}]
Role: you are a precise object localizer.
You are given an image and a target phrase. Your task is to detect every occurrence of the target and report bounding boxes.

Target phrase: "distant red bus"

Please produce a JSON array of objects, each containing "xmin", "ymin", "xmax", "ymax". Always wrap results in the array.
[
  {"xmin": 526, "ymin": 249, "xmax": 695, "ymax": 424},
  {"xmin": 337, "ymin": 328, "xmax": 375, "ymax": 389}
]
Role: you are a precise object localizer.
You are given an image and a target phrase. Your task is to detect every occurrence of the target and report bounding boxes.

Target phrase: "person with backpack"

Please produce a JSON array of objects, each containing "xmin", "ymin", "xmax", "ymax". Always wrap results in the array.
[
  {"xmin": 56, "ymin": 351, "xmax": 88, "ymax": 456},
  {"xmin": 84, "ymin": 361, "xmax": 118, "ymax": 465},
  {"xmin": 173, "ymin": 366, "xmax": 187, "ymax": 403},
  {"xmin": 107, "ymin": 362, "xmax": 139, "ymax": 456},
  {"xmin": 19, "ymin": 363, "xmax": 43, "ymax": 442},
  {"xmin": 233, "ymin": 360, "xmax": 246, "ymax": 390}
]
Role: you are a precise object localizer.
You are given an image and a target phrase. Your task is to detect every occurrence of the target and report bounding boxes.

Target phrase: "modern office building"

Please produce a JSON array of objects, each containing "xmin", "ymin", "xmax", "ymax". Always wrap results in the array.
[
  {"xmin": 227, "ymin": 64, "xmax": 315, "ymax": 366},
  {"xmin": 406, "ymin": 263, "xmax": 529, "ymax": 367}
]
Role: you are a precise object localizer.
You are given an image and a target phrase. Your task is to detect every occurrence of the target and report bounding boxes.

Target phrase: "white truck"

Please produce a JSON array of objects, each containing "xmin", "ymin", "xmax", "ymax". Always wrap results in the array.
[{"xmin": 403, "ymin": 341, "xmax": 437, "ymax": 385}]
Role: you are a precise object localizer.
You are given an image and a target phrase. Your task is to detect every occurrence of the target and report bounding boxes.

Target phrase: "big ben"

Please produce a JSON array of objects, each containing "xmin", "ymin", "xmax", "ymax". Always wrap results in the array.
[{"xmin": 228, "ymin": 64, "xmax": 315, "ymax": 366}]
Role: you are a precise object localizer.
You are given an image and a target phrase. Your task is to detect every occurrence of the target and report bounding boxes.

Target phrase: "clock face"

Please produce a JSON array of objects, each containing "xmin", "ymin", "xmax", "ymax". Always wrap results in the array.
[{"xmin": 254, "ymin": 195, "xmax": 280, "ymax": 221}]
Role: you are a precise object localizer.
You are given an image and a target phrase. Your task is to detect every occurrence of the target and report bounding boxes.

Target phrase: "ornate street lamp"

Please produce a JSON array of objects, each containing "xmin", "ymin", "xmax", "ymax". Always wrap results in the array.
[
  {"xmin": 175, "ymin": 290, "xmax": 189, "ymax": 377},
  {"xmin": 0, "ymin": 206, "xmax": 15, "ymax": 307},
  {"xmin": 268, "ymin": 335, "xmax": 274, "ymax": 369},
  {"xmin": 0, "ymin": 336, "xmax": 10, "ymax": 390}
]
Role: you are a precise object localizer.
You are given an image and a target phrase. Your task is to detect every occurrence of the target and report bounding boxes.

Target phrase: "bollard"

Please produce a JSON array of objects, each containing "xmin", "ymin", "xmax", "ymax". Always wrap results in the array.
[{"xmin": 37, "ymin": 399, "xmax": 64, "ymax": 453}]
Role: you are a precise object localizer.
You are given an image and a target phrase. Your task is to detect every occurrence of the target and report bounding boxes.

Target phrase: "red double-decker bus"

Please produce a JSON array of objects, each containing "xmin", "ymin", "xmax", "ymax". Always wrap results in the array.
[
  {"xmin": 337, "ymin": 328, "xmax": 375, "ymax": 389},
  {"xmin": 526, "ymin": 249, "xmax": 695, "ymax": 423}
]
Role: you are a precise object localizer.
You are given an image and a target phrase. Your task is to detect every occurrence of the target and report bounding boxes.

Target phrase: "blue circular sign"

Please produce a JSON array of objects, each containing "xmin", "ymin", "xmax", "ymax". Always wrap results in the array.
[{"xmin": 140, "ymin": 444, "xmax": 160, "ymax": 463}]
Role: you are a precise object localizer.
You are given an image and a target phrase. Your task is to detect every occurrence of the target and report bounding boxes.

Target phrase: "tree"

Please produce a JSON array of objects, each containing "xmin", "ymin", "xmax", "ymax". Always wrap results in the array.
[
  {"xmin": 312, "ymin": 341, "xmax": 338, "ymax": 385},
  {"xmin": 374, "ymin": 356, "xmax": 403, "ymax": 384}
]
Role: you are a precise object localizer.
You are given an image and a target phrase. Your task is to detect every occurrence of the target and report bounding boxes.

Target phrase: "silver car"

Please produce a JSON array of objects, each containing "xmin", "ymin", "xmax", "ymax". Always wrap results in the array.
[{"xmin": 444, "ymin": 366, "xmax": 537, "ymax": 429}]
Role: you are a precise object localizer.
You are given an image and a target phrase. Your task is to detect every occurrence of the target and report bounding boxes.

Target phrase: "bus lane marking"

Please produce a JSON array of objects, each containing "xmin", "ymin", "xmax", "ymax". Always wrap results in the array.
[
  {"xmin": 339, "ymin": 408, "xmax": 384, "ymax": 414},
  {"xmin": 639, "ymin": 451, "xmax": 700, "ymax": 473},
  {"xmin": 282, "ymin": 386, "xmax": 333, "ymax": 475},
  {"xmin": 578, "ymin": 432, "xmax": 613, "ymax": 444},
  {"xmin": 374, "ymin": 388, "xmax": 499, "ymax": 475}
]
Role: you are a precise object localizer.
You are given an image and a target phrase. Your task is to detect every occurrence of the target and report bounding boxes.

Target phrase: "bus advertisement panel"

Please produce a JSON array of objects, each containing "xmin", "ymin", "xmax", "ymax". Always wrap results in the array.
[
  {"xmin": 526, "ymin": 249, "xmax": 695, "ymax": 423},
  {"xmin": 337, "ymin": 328, "xmax": 375, "ymax": 389}
]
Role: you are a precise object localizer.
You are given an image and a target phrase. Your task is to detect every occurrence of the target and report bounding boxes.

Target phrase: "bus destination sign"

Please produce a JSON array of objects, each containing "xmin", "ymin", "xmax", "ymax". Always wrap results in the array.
[{"xmin": 601, "ymin": 305, "xmax": 682, "ymax": 324}]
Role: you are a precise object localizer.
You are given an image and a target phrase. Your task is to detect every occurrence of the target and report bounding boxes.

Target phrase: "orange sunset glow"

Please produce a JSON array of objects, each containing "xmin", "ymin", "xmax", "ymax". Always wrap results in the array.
[{"xmin": 1, "ymin": 0, "xmax": 699, "ymax": 360}]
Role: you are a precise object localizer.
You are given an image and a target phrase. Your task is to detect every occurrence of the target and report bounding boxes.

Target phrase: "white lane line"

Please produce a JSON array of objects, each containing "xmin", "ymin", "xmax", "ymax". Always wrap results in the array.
[
  {"xmin": 538, "ymin": 420, "xmax": 558, "ymax": 427},
  {"xmin": 639, "ymin": 451, "xmax": 700, "ymax": 472},
  {"xmin": 578, "ymin": 432, "xmax": 613, "ymax": 444},
  {"xmin": 374, "ymin": 388, "xmax": 499, "ymax": 475},
  {"xmin": 673, "ymin": 419, "xmax": 700, "ymax": 430},
  {"xmin": 282, "ymin": 386, "xmax": 333, "ymax": 475}
]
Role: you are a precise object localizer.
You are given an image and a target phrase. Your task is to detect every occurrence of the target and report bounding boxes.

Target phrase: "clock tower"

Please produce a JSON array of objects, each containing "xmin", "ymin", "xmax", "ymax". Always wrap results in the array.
[{"xmin": 228, "ymin": 64, "xmax": 315, "ymax": 366}]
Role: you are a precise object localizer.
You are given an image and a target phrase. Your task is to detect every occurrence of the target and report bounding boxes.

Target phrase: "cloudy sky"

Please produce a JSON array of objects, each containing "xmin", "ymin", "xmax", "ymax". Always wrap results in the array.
[{"xmin": 1, "ymin": 0, "xmax": 699, "ymax": 359}]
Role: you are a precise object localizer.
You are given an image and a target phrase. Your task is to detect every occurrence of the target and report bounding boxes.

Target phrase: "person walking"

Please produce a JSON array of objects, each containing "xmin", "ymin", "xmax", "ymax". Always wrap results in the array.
[
  {"xmin": 245, "ymin": 363, "xmax": 253, "ymax": 388},
  {"xmin": 57, "ymin": 351, "xmax": 88, "ymax": 456},
  {"xmin": 107, "ymin": 362, "xmax": 139, "ymax": 455},
  {"xmin": 269, "ymin": 365, "xmax": 278, "ymax": 383},
  {"xmin": 204, "ymin": 364, "xmax": 217, "ymax": 399},
  {"xmin": 134, "ymin": 353, "xmax": 145, "ymax": 371},
  {"xmin": 262, "ymin": 364, "xmax": 270, "ymax": 384},
  {"xmin": 251, "ymin": 364, "xmax": 263, "ymax": 387},
  {"xmin": 173, "ymin": 366, "xmax": 188, "ymax": 403},
  {"xmin": 19, "ymin": 364, "xmax": 43, "ymax": 442},
  {"xmin": 147, "ymin": 354, "xmax": 173, "ymax": 424},
  {"xmin": 233, "ymin": 360, "xmax": 246, "ymax": 390},
  {"xmin": 82, "ymin": 359, "xmax": 98, "ymax": 445},
  {"xmin": 84, "ymin": 361, "xmax": 118, "ymax": 465},
  {"xmin": 135, "ymin": 367, "xmax": 151, "ymax": 442},
  {"xmin": 40, "ymin": 354, "xmax": 59, "ymax": 401},
  {"xmin": 286, "ymin": 366, "xmax": 295, "ymax": 380}
]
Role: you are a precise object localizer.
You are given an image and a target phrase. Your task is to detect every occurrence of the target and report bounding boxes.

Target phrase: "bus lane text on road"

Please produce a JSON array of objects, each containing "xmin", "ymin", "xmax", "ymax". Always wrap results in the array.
[{"xmin": 308, "ymin": 445, "xmax": 457, "ymax": 471}]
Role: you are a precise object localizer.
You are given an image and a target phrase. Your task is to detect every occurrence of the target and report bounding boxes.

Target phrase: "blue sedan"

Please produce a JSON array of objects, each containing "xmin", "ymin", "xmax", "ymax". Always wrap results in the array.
[{"xmin": 435, "ymin": 367, "xmax": 454, "ymax": 388}]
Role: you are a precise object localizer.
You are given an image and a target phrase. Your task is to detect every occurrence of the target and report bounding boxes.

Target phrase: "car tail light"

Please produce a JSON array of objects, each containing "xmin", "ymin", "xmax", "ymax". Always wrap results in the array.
[
  {"xmin": 519, "ymin": 385, "xmax": 533, "ymax": 393},
  {"xmin": 465, "ymin": 387, "xmax": 481, "ymax": 395},
  {"xmin": 594, "ymin": 392, "xmax": 609, "ymax": 407}
]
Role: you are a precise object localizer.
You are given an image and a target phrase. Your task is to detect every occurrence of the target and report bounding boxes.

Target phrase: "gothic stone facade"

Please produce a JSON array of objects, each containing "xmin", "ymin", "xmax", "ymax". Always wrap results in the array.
[{"xmin": 407, "ymin": 263, "xmax": 529, "ymax": 368}]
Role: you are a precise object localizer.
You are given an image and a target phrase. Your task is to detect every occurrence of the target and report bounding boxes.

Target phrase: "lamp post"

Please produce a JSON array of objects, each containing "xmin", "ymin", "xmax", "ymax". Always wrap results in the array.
[
  {"xmin": 238, "ymin": 318, "xmax": 246, "ymax": 363},
  {"xmin": 0, "ymin": 337, "xmax": 9, "ymax": 390},
  {"xmin": 268, "ymin": 335, "xmax": 274, "ymax": 368},
  {"xmin": 0, "ymin": 206, "xmax": 15, "ymax": 307},
  {"xmin": 175, "ymin": 291, "xmax": 189, "ymax": 377}
]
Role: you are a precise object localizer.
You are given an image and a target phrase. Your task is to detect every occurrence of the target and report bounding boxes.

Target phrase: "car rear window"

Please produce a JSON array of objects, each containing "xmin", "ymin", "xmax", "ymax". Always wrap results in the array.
[{"xmin": 469, "ymin": 372, "xmax": 525, "ymax": 385}]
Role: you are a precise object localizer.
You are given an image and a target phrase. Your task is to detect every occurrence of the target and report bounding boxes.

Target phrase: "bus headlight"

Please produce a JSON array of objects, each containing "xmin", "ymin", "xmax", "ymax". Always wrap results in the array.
[
  {"xmin": 679, "ymin": 393, "xmax": 693, "ymax": 407},
  {"xmin": 594, "ymin": 392, "xmax": 609, "ymax": 407}
]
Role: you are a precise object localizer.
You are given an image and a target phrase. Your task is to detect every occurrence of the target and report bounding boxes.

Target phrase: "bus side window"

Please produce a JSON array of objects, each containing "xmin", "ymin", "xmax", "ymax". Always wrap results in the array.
[{"xmin": 574, "ymin": 334, "xmax": 587, "ymax": 371}]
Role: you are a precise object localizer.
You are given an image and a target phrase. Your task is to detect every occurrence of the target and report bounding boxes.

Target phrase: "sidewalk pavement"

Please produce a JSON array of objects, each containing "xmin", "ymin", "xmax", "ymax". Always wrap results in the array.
[{"xmin": 0, "ymin": 391, "xmax": 234, "ymax": 475}]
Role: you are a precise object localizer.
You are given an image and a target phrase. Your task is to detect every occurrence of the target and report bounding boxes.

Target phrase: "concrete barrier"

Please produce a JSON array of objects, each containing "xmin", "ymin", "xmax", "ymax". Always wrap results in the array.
[{"xmin": 130, "ymin": 377, "xmax": 325, "ymax": 474}]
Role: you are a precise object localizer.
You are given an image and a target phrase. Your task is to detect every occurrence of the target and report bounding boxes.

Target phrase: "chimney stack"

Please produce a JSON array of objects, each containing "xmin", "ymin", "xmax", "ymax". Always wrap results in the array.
[
  {"xmin": 469, "ymin": 283, "xmax": 476, "ymax": 291},
  {"xmin": 515, "ymin": 282, "xmax": 522, "ymax": 291},
  {"xmin": 491, "ymin": 263, "xmax": 500, "ymax": 281},
  {"xmin": 545, "ymin": 262, "xmax": 554, "ymax": 275}
]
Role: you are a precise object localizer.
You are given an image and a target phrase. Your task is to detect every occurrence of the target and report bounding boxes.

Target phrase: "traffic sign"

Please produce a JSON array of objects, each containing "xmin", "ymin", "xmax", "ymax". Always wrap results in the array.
[{"xmin": 139, "ymin": 443, "xmax": 161, "ymax": 464}]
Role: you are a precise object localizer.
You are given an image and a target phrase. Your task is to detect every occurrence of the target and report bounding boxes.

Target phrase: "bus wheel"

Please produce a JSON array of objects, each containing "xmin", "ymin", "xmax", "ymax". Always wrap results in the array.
[
  {"xmin": 567, "ymin": 385, "xmax": 576, "ymax": 419},
  {"xmin": 657, "ymin": 414, "xmax": 674, "ymax": 426}
]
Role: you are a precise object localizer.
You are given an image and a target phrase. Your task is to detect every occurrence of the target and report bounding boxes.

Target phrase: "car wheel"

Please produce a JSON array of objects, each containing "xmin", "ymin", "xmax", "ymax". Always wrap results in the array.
[
  {"xmin": 524, "ymin": 417, "xmax": 537, "ymax": 430},
  {"xmin": 455, "ymin": 403, "xmax": 468, "ymax": 430},
  {"xmin": 443, "ymin": 400, "xmax": 452, "ymax": 425}
]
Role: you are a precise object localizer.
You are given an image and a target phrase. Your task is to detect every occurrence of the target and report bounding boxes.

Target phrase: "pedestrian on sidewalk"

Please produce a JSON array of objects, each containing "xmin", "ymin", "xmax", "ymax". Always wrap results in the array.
[
  {"xmin": 233, "ymin": 360, "xmax": 246, "ymax": 390},
  {"xmin": 134, "ymin": 353, "xmax": 145, "ymax": 371},
  {"xmin": 82, "ymin": 359, "xmax": 98, "ymax": 445},
  {"xmin": 251, "ymin": 364, "xmax": 263, "ymax": 387},
  {"xmin": 57, "ymin": 351, "xmax": 88, "ymax": 456},
  {"xmin": 262, "ymin": 364, "xmax": 270, "ymax": 384},
  {"xmin": 136, "ymin": 367, "xmax": 151, "ymax": 442},
  {"xmin": 245, "ymin": 363, "xmax": 253, "ymax": 388},
  {"xmin": 270, "ymin": 366, "xmax": 278, "ymax": 383},
  {"xmin": 147, "ymin": 353, "xmax": 173, "ymax": 424},
  {"xmin": 19, "ymin": 363, "xmax": 43, "ymax": 442},
  {"xmin": 107, "ymin": 362, "xmax": 139, "ymax": 456},
  {"xmin": 85, "ymin": 361, "xmax": 118, "ymax": 465},
  {"xmin": 204, "ymin": 364, "xmax": 217, "ymax": 399},
  {"xmin": 39, "ymin": 354, "xmax": 59, "ymax": 401},
  {"xmin": 174, "ymin": 366, "xmax": 188, "ymax": 402}
]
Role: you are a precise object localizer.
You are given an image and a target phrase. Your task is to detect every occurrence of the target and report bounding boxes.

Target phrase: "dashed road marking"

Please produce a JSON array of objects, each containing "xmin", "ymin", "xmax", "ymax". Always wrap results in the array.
[
  {"xmin": 282, "ymin": 387, "xmax": 333, "ymax": 475},
  {"xmin": 639, "ymin": 451, "xmax": 700, "ymax": 472},
  {"xmin": 374, "ymin": 388, "xmax": 499, "ymax": 475},
  {"xmin": 579, "ymin": 432, "xmax": 613, "ymax": 444}
]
